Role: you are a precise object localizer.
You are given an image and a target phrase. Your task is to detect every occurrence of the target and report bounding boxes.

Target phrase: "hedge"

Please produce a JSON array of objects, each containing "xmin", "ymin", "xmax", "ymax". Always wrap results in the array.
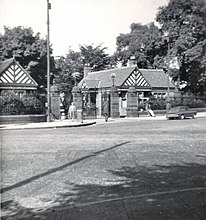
[{"xmin": 0, "ymin": 91, "xmax": 46, "ymax": 115}]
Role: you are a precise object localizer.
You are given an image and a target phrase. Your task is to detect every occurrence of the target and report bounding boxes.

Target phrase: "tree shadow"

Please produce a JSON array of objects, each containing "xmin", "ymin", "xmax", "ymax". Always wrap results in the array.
[{"xmin": 2, "ymin": 162, "xmax": 206, "ymax": 219}]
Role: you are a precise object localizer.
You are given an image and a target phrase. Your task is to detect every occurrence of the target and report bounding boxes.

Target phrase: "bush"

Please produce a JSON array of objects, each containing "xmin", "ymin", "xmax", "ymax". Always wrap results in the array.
[
  {"xmin": 187, "ymin": 99, "xmax": 206, "ymax": 108},
  {"xmin": 0, "ymin": 90, "xmax": 45, "ymax": 115},
  {"xmin": 150, "ymin": 98, "xmax": 166, "ymax": 110},
  {"xmin": 170, "ymin": 98, "xmax": 206, "ymax": 108},
  {"xmin": 21, "ymin": 95, "xmax": 45, "ymax": 114}
]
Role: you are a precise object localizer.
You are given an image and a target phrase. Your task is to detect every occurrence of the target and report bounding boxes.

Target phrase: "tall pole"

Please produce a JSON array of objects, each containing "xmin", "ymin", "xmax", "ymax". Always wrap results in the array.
[
  {"xmin": 166, "ymin": 39, "xmax": 171, "ymax": 114},
  {"xmin": 47, "ymin": 0, "xmax": 51, "ymax": 122},
  {"xmin": 134, "ymin": 71, "xmax": 139, "ymax": 117}
]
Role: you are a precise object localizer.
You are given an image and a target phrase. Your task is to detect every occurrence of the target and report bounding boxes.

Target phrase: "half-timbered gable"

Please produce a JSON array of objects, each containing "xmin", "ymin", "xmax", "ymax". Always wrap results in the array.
[
  {"xmin": 122, "ymin": 69, "xmax": 150, "ymax": 88},
  {"xmin": 0, "ymin": 58, "xmax": 38, "ymax": 90}
]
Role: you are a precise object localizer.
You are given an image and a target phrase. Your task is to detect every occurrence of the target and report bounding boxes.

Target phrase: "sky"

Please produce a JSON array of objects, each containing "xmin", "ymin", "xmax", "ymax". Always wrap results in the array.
[{"xmin": 0, "ymin": 0, "xmax": 168, "ymax": 57}]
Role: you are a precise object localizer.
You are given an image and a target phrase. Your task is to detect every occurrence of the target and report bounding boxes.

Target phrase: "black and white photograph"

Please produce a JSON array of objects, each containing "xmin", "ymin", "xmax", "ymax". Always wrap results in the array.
[{"xmin": 0, "ymin": 0, "xmax": 206, "ymax": 219}]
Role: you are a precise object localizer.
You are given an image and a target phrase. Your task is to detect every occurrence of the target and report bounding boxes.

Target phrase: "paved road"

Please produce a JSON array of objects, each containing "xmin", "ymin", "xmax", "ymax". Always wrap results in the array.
[{"xmin": 1, "ymin": 117, "xmax": 206, "ymax": 219}]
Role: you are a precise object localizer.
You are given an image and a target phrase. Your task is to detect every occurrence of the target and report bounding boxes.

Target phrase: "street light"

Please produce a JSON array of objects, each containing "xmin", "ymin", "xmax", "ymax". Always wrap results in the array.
[
  {"xmin": 46, "ymin": 0, "xmax": 51, "ymax": 122},
  {"xmin": 111, "ymin": 73, "xmax": 116, "ymax": 87},
  {"xmin": 163, "ymin": 32, "xmax": 171, "ymax": 114},
  {"xmin": 134, "ymin": 70, "xmax": 139, "ymax": 117}
]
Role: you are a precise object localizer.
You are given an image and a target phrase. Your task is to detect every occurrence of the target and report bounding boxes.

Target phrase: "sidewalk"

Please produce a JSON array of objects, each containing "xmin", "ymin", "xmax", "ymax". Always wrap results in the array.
[
  {"xmin": 2, "ymin": 187, "xmax": 206, "ymax": 220},
  {"xmin": 0, "ymin": 119, "xmax": 96, "ymax": 130},
  {"xmin": 37, "ymin": 187, "xmax": 206, "ymax": 220},
  {"xmin": 1, "ymin": 112, "xmax": 206, "ymax": 130}
]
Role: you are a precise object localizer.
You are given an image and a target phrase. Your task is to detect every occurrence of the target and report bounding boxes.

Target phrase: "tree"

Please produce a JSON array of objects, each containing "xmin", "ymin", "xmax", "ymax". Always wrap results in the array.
[
  {"xmin": 54, "ymin": 44, "xmax": 115, "ymax": 91},
  {"xmin": 115, "ymin": 22, "xmax": 162, "ymax": 68},
  {"xmin": 0, "ymin": 26, "xmax": 55, "ymax": 88},
  {"xmin": 80, "ymin": 44, "xmax": 113, "ymax": 71},
  {"xmin": 53, "ymin": 52, "xmax": 80, "ymax": 92},
  {"xmin": 156, "ymin": 0, "xmax": 206, "ymax": 95}
]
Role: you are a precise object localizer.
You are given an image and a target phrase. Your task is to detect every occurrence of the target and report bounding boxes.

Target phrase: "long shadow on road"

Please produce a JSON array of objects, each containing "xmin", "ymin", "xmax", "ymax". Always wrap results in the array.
[
  {"xmin": 2, "ymin": 162, "xmax": 206, "ymax": 220},
  {"xmin": 1, "ymin": 141, "xmax": 130, "ymax": 194}
]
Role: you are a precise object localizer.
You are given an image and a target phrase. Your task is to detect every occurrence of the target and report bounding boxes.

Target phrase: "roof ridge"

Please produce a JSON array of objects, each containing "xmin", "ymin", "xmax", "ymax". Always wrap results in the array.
[
  {"xmin": 140, "ymin": 68, "xmax": 163, "ymax": 71},
  {"xmin": 0, "ymin": 58, "xmax": 15, "ymax": 74},
  {"xmin": 89, "ymin": 65, "xmax": 136, "ymax": 74},
  {"xmin": 0, "ymin": 57, "xmax": 14, "ymax": 62}
]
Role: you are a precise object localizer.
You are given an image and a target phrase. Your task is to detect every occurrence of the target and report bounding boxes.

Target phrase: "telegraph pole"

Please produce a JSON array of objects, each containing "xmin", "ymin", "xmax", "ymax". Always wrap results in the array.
[
  {"xmin": 47, "ymin": 0, "xmax": 51, "ymax": 122},
  {"xmin": 167, "ymin": 40, "xmax": 170, "ymax": 113}
]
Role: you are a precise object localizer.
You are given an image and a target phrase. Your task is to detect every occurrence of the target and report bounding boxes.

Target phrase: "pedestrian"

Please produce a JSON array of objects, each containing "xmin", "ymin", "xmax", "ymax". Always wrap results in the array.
[
  {"xmin": 145, "ymin": 102, "xmax": 155, "ymax": 117},
  {"xmin": 103, "ymin": 100, "xmax": 109, "ymax": 122},
  {"xmin": 68, "ymin": 102, "xmax": 76, "ymax": 121}
]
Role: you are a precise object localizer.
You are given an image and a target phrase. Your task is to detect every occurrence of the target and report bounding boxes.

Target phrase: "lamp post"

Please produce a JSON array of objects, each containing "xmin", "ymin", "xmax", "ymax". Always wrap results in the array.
[
  {"xmin": 111, "ymin": 73, "xmax": 116, "ymax": 87},
  {"xmin": 46, "ymin": 0, "xmax": 51, "ymax": 122},
  {"xmin": 164, "ymin": 32, "xmax": 171, "ymax": 114},
  {"xmin": 134, "ymin": 70, "xmax": 139, "ymax": 117}
]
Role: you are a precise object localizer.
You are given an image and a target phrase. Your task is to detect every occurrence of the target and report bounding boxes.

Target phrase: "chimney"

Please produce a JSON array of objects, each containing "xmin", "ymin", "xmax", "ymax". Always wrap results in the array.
[
  {"xmin": 127, "ymin": 56, "xmax": 136, "ymax": 66},
  {"xmin": 84, "ymin": 64, "xmax": 91, "ymax": 78}
]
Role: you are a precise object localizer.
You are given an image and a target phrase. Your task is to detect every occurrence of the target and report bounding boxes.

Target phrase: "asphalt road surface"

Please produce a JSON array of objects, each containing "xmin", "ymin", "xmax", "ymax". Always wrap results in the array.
[{"xmin": 1, "ymin": 117, "xmax": 206, "ymax": 219}]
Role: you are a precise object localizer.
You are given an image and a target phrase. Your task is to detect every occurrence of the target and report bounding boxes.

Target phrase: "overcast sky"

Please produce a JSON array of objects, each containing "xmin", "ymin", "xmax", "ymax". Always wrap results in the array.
[{"xmin": 0, "ymin": 0, "xmax": 168, "ymax": 56}]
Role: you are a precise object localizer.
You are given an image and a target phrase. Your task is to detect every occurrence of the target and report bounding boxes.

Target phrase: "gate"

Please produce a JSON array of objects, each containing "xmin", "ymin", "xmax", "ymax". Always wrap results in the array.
[{"xmin": 82, "ymin": 89, "xmax": 97, "ymax": 119}]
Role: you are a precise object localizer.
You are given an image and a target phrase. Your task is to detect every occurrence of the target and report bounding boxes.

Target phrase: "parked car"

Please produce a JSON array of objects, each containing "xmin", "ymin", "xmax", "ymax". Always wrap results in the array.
[{"xmin": 166, "ymin": 106, "xmax": 197, "ymax": 120}]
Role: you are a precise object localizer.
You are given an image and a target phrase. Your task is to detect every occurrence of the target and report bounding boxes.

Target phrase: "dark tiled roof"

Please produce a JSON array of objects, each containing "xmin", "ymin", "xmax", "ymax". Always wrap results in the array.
[
  {"xmin": 140, "ymin": 69, "xmax": 175, "ymax": 88},
  {"xmin": 0, "ymin": 58, "xmax": 14, "ymax": 75},
  {"xmin": 80, "ymin": 79, "xmax": 100, "ymax": 89},
  {"xmin": 79, "ymin": 65, "xmax": 175, "ymax": 89},
  {"xmin": 80, "ymin": 66, "xmax": 136, "ymax": 88}
]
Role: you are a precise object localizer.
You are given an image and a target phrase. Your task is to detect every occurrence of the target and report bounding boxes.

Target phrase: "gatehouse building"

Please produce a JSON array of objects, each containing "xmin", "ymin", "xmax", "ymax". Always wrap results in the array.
[{"xmin": 78, "ymin": 63, "xmax": 175, "ymax": 118}]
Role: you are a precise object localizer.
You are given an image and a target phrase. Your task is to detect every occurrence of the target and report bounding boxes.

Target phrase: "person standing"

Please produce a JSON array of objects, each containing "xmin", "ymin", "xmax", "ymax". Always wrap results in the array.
[
  {"xmin": 103, "ymin": 100, "xmax": 109, "ymax": 122},
  {"xmin": 145, "ymin": 102, "xmax": 155, "ymax": 117},
  {"xmin": 69, "ymin": 102, "xmax": 76, "ymax": 121}
]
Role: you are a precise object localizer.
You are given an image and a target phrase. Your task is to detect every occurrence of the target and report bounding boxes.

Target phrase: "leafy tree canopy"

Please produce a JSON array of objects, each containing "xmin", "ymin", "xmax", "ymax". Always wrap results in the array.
[
  {"xmin": 0, "ymin": 26, "xmax": 55, "ymax": 88},
  {"xmin": 114, "ymin": 0, "xmax": 206, "ymax": 95},
  {"xmin": 156, "ymin": 0, "xmax": 206, "ymax": 95},
  {"xmin": 54, "ymin": 44, "xmax": 115, "ymax": 91},
  {"xmin": 80, "ymin": 44, "xmax": 113, "ymax": 71},
  {"xmin": 115, "ymin": 22, "xmax": 162, "ymax": 68}
]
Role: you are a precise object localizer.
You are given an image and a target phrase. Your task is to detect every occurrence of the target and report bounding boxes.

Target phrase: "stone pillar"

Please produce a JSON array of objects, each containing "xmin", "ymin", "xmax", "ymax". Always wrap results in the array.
[
  {"xmin": 96, "ymin": 90, "xmax": 102, "ymax": 118},
  {"xmin": 127, "ymin": 86, "xmax": 138, "ymax": 117},
  {"xmin": 84, "ymin": 65, "xmax": 92, "ymax": 78},
  {"xmin": 72, "ymin": 86, "xmax": 83, "ymax": 121},
  {"xmin": 110, "ymin": 86, "xmax": 119, "ymax": 118},
  {"xmin": 50, "ymin": 85, "xmax": 61, "ymax": 120}
]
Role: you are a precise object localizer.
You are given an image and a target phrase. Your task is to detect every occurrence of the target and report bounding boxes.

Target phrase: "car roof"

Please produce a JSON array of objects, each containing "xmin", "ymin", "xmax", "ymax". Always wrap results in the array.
[{"xmin": 169, "ymin": 106, "xmax": 189, "ymax": 113}]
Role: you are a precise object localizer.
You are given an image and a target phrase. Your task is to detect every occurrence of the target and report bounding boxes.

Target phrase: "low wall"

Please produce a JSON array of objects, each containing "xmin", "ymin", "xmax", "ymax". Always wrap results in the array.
[{"xmin": 0, "ymin": 115, "xmax": 46, "ymax": 124}]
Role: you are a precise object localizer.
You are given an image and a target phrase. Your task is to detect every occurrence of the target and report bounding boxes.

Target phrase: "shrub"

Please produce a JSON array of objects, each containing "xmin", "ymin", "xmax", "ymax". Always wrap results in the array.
[
  {"xmin": 170, "ymin": 98, "xmax": 206, "ymax": 108},
  {"xmin": 0, "ymin": 91, "xmax": 24, "ymax": 115},
  {"xmin": 21, "ymin": 95, "xmax": 45, "ymax": 114},
  {"xmin": 0, "ymin": 90, "xmax": 45, "ymax": 115},
  {"xmin": 187, "ymin": 99, "xmax": 206, "ymax": 108},
  {"xmin": 148, "ymin": 98, "xmax": 166, "ymax": 110}
]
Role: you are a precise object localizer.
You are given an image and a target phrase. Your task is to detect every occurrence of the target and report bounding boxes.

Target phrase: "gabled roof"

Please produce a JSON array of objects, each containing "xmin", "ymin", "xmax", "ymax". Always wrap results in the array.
[
  {"xmin": 81, "ymin": 80, "xmax": 100, "ymax": 89},
  {"xmin": 79, "ymin": 65, "xmax": 174, "ymax": 89},
  {"xmin": 79, "ymin": 66, "xmax": 137, "ymax": 88},
  {"xmin": 0, "ymin": 58, "xmax": 38, "ymax": 90},
  {"xmin": 0, "ymin": 58, "xmax": 14, "ymax": 74},
  {"xmin": 140, "ymin": 69, "xmax": 175, "ymax": 88}
]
